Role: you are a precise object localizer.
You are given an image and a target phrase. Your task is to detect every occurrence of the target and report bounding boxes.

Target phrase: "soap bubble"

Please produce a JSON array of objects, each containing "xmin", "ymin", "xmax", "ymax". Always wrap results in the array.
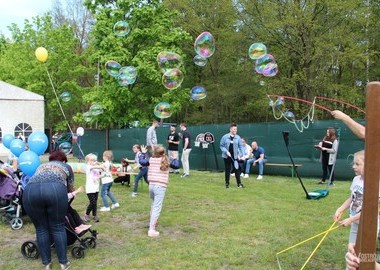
[
  {"xmin": 284, "ymin": 111, "xmax": 295, "ymax": 120},
  {"xmin": 105, "ymin": 61, "xmax": 121, "ymax": 77},
  {"xmin": 259, "ymin": 80, "xmax": 266, "ymax": 86},
  {"xmin": 153, "ymin": 102, "xmax": 172, "ymax": 119},
  {"xmin": 117, "ymin": 66, "xmax": 137, "ymax": 86},
  {"xmin": 248, "ymin": 43, "xmax": 267, "ymax": 60},
  {"xmin": 83, "ymin": 111, "xmax": 92, "ymax": 122},
  {"xmin": 157, "ymin": 51, "xmax": 182, "ymax": 73},
  {"xmin": 275, "ymin": 97, "xmax": 284, "ymax": 109},
  {"xmin": 113, "ymin": 21, "xmax": 131, "ymax": 37},
  {"xmin": 193, "ymin": 55, "xmax": 207, "ymax": 67},
  {"xmin": 60, "ymin": 92, "xmax": 71, "ymax": 102},
  {"xmin": 255, "ymin": 54, "xmax": 276, "ymax": 74},
  {"xmin": 190, "ymin": 86, "xmax": 207, "ymax": 100},
  {"xmin": 162, "ymin": 68, "xmax": 184, "ymax": 90},
  {"xmin": 194, "ymin": 32, "xmax": 215, "ymax": 58},
  {"xmin": 90, "ymin": 103, "xmax": 103, "ymax": 116},
  {"xmin": 262, "ymin": 63, "xmax": 279, "ymax": 77}
]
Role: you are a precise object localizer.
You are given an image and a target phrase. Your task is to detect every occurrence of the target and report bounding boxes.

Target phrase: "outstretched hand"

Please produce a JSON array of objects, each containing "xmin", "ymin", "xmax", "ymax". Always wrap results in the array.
[{"xmin": 141, "ymin": 145, "xmax": 148, "ymax": 154}]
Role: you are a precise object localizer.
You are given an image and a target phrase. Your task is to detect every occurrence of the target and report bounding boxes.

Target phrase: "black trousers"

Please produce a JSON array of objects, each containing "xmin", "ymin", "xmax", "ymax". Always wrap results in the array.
[{"xmin": 224, "ymin": 158, "xmax": 242, "ymax": 186}]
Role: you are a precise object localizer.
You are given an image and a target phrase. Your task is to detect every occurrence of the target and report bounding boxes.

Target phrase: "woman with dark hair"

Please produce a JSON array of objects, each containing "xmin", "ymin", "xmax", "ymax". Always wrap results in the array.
[
  {"xmin": 22, "ymin": 150, "xmax": 74, "ymax": 270},
  {"xmin": 316, "ymin": 127, "xmax": 339, "ymax": 185}
]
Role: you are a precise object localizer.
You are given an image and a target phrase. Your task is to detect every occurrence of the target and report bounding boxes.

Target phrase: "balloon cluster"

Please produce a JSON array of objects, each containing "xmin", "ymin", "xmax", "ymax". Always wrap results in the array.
[
  {"xmin": 248, "ymin": 43, "xmax": 278, "ymax": 77},
  {"xmin": 2, "ymin": 131, "xmax": 49, "ymax": 176}
]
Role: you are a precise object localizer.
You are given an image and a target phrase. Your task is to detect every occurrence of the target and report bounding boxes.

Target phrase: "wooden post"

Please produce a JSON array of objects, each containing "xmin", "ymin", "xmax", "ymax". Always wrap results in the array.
[{"xmin": 355, "ymin": 82, "xmax": 380, "ymax": 269}]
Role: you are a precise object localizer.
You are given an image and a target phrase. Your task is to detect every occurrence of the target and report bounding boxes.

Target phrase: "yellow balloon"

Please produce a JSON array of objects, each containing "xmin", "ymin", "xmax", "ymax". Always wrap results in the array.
[{"xmin": 35, "ymin": 47, "xmax": 48, "ymax": 63}]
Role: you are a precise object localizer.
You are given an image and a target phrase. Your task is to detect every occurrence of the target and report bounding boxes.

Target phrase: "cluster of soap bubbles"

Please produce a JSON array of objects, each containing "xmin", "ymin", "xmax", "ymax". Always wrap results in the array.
[
  {"xmin": 157, "ymin": 51, "xmax": 184, "ymax": 90},
  {"xmin": 105, "ymin": 60, "xmax": 137, "ymax": 86},
  {"xmin": 269, "ymin": 96, "xmax": 295, "ymax": 120},
  {"xmin": 153, "ymin": 102, "xmax": 172, "ymax": 119},
  {"xmin": 82, "ymin": 103, "xmax": 104, "ymax": 122},
  {"xmin": 249, "ymin": 43, "xmax": 278, "ymax": 77},
  {"xmin": 2, "ymin": 131, "xmax": 49, "ymax": 176},
  {"xmin": 193, "ymin": 32, "xmax": 215, "ymax": 67}
]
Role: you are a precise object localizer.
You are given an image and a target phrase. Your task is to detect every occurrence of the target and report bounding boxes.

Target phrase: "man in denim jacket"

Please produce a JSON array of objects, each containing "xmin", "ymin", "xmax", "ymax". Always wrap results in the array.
[{"xmin": 220, "ymin": 123, "xmax": 245, "ymax": 189}]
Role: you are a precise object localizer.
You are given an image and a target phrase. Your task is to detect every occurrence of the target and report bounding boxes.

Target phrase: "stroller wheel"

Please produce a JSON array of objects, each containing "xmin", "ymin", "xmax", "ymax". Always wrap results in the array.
[
  {"xmin": 86, "ymin": 238, "xmax": 96, "ymax": 249},
  {"xmin": 21, "ymin": 241, "xmax": 39, "ymax": 259},
  {"xmin": 10, "ymin": 217, "xmax": 23, "ymax": 230},
  {"xmin": 71, "ymin": 246, "xmax": 85, "ymax": 259}
]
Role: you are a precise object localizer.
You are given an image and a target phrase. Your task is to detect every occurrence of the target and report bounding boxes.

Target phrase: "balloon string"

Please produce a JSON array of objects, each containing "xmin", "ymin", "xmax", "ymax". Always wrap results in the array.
[{"xmin": 44, "ymin": 65, "xmax": 85, "ymax": 158}]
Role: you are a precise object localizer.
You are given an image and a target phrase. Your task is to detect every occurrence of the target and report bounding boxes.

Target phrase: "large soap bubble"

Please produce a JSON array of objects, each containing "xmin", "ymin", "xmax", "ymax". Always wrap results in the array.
[
  {"xmin": 190, "ymin": 86, "xmax": 207, "ymax": 100},
  {"xmin": 194, "ymin": 32, "xmax": 216, "ymax": 58},
  {"xmin": 105, "ymin": 61, "xmax": 122, "ymax": 77},
  {"xmin": 193, "ymin": 55, "xmax": 207, "ymax": 67},
  {"xmin": 248, "ymin": 43, "xmax": 267, "ymax": 60},
  {"xmin": 255, "ymin": 54, "xmax": 276, "ymax": 74},
  {"xmin": 113, "ymin": 21, "xmax": 131, "ymax": 37},
  {"xmin": 117, "ymin": 66, "xmax": 137, "ymax": 86},
  {"xmin": 153, "ymin": 102, "xmax": 172, "ymax": 119},
  {"xmin": 157, "ymin": 52, "xmax": 182, "ymax": 73},
  {"xmin": 162, "ymin": 68, "xmax": 184, "ymax": 90}
]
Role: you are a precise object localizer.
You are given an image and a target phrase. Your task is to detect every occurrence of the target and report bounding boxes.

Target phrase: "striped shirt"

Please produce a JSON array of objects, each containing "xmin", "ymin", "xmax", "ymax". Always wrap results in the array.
[{"xmin": 148, "ymin": 157, "xmax": 169, "ymax": 188}]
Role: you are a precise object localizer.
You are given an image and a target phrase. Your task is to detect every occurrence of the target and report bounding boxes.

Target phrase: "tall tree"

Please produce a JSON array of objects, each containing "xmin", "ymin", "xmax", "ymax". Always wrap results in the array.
[{"xmin": 84, "ymin": 0, "xmax": 192, "ymax": 128}]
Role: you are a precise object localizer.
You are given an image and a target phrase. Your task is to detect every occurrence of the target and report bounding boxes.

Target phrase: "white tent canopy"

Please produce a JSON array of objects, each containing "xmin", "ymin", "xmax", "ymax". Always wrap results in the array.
[{"xmin": 0, "ymin": 80, "xmax": 45, "ymax": 156}]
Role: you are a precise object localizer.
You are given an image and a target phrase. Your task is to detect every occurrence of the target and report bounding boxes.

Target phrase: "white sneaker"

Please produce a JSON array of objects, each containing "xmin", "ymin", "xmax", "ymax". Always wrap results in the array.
[
  {"xmin": 99, "ymin": 206, "xmax": 110, "ymax": 212},
  {"xmin": 230, "ymin": 173, "xmax": 235, "ymax": 176},
  {"xmin": 111, "ymin": 203, "xmax": 120, "ymax": 209},
  {"xmin": 240, "ymin": 173, "xmax": 244, "ymax": 177},
  {"xmin": 148, "ymin": 229, "xmax": 160, "ymax": 237},
  {"xmin": 256, "ymin": 175, "xmax": 263, "ymax": 180},
  {"xmin": 131, "ymin": 192, "xmax": 137, "ymax": 198},
  {"xmin": 243, "ymin": 174, "xmax": 249, "ymax": 178}
]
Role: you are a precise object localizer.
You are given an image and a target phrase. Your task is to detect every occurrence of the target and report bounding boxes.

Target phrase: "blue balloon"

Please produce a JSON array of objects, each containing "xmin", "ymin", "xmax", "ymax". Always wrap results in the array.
[
  {"xmin": 18, "ymin": 151, "xmax": 40, "ymax": 176},
  {"xmin": 28, "ymin": 131, "xmax": 49, "ymax": 155},
  {"xmin": 10, "ymin": 139, "xmax": 25, "ymax": 157},
  {"xmin": 2, "ymin": 134, "xmax": 15, "ymax": 149}
]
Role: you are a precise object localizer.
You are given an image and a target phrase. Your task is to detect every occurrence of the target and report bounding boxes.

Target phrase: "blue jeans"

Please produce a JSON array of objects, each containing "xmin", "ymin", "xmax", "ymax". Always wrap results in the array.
[
  {"xmin": 149, "ymin": 184, "xmax": 167, "ymax": 230},
  {"xmin": 133, "ymin": 167, "xmax": 148, "ymax": 193},
  {"xmin": 22, "ymin": 181, "xmax": 68, "ymax": 265},
  {"xmin": 245, "ymin": 158, "xmax": 267, "ymax": 175},
  {"xmin": 101, "ymin": 183, "xmax": 117, "ymax": 207}
]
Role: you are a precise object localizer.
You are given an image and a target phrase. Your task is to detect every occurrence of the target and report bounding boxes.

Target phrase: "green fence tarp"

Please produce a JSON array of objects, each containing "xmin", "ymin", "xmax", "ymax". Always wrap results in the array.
[{"xmin": 73, "ymin": 119, "xmax": 364, "ymax": 180}]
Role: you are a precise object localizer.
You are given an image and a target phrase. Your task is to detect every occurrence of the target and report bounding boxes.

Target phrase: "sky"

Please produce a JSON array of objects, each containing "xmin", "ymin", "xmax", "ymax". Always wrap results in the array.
[{"xmin": 0, "ymin": 0, "xmax": 54, "ymax": 38}]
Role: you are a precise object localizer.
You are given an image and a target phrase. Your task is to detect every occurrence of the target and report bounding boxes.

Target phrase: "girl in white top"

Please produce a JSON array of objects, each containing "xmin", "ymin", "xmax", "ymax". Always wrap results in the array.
[
  {"xmin": 84, "ymin": 153, "xmax": 102, "ymax": 222},
  {"xmin": 99, "ymin": 150, "xmax": 119, "ymax": 211}
]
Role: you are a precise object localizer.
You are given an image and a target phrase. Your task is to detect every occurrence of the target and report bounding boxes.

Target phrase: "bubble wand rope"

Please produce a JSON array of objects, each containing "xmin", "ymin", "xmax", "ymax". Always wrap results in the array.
[
  {"xmin": 299, "ymin": 219, "xmax": 339, "ymax": 270},
  {"xmin": 315, "ymin": 96, "xmax": 365, "ymax": 114},
  {"xmin": 275, "ymin": 225, "xmax": 340, "ymax": 269},
  {"xmin": 267, "ymin": 95, "xmax": 332, "ymax": 113},
  {"xmin": 44, "ymin": 65, "xmax": 85, "ymax": 158}
]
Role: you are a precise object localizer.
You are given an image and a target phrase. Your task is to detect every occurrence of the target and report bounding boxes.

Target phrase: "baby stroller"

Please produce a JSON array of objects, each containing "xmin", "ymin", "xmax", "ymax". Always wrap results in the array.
[
  {"xmin": 0, "ymin": 164, "xmax": 23, "ymax": 230},
  {"xmin": 21, "ymin": 206, "xmax": 98, "ymax": 259}
]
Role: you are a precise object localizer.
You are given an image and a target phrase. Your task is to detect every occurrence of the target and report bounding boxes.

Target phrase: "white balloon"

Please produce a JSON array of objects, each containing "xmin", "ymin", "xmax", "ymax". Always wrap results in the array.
[{"xmin": 76, "ymin": 127, "xmax": 84, "ymax": 136}]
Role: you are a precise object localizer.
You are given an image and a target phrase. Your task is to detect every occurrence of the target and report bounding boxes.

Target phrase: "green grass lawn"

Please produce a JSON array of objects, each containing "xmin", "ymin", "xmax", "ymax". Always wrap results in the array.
[{"xmin": 0, "ymin": 171, "xmax": 351, "ymax": 269}]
